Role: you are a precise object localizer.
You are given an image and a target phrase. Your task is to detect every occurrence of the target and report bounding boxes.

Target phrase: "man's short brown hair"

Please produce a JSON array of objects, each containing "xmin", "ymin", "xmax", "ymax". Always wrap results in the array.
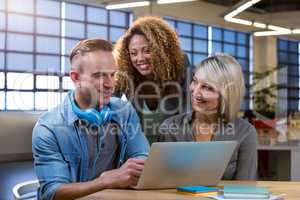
[{"xmin": 70, "ymin": 38, "xmax": 113, "ymax": 64}]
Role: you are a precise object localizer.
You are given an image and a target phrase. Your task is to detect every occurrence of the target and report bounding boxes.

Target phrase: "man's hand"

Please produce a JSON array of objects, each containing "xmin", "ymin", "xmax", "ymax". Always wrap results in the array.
[
  {"xmin": 97, "ymin": 158, "xmax": 145, "ymax": 189},
  {"xmin": 53, "ymin": 158, "xmax": 146, "ymax": 200}
]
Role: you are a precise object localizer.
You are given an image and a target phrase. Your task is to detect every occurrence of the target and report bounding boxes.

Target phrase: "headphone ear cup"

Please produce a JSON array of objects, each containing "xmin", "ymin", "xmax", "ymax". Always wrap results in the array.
[{"xmin": 70, "ymin": 90, "xmax": 112, "ymax": 125}]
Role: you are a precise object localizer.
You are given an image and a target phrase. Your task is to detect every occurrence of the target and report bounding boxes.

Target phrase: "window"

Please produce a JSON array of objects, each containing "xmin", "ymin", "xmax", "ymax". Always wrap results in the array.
[
  {"xmin": 0, "ymin": 0, "xmax": 131, "ymax": 111},
  {"xmin": 36, "ymin": 18, "xmax": 60, "ymax": 36},
  {"xmin": 0, "ymin": 91, "xmax": 4, "ymax": 110},
  {"xmin": 6, "ymin": 91, "xmax": 34, "ymax": 110},
  {"xmin": 64, "ymin": 21, "xmax": 85, "ymax": 39},
  {"xmin": 62, "ymin": 76, "xmax": 74, "ymax": 90},
  {"xmin": 36, "ymin": 0, "xmax": 60, "ymax": 17},
  {"xmin": 64, "ymin": 3, "xmax": 85, "ymax": 21},
  {"xmin": 0, "ymin": 0, "xmax": 5, "ymax": 11},
  {"xmin": 0, "ymin": 72, "xmax": 4, "ymax": 89},
  {"xmin": 7, "ymin": 73, "xmax": 33, "ymax": 90},
  {"xmin": 109, "ymin": 11, "xmax": 127, "ymax": 26},
  {"xmin": 7, "ymin": 14, "xmax": 34, "ymax": 33},
  {"xmin": 277, "ymin": 39, "xmax": 300, "ymax": 113},
  {"xmin": 0, "ymin": 12, "xmax": 5, "ymax": 30},
  {"xmin": 87, "ymin": 7, "xmax": 107, "ymax": 24},
  {"xmin": 7, "ymin": 34, "xmax": 33, "ymax": 52},
  {"xmin": 36, "ymin": 36, "xmax": 60, "ymax": 54},
  {"xmin": 36, "ymin": 75, "xmax": 59, "ymax": 89},
  {"xmin": 7, "ymin": 0, "xmax": 34, "ymax": 14},
  {"xmin": 211, "ymin": 26, "xmax": 251, "ymax": 111},
  {"xmin": 0, "ymin": 52, "xmax": 4, "ymax": 70},
  {"xmin": 164, "ymin": 17, "xmax": 209, "ymax": 67},
  {"xmin": 35, "ymin": 92, "xmax": 61, "ymax": 110},
  {"xmin": 110, "ymin": 27, "xmax": 126, "ymax": 43},
  {"xmin": 6, "ymin": 53, "xmax": 34, "ymax": 72},
  {"xmin": 87, "ymin": 24, "xmax": 107, "ymax": 39},
  {"xmin": 36, "ymin": 55, "xmax": 60, "ymax": 73},
  {"xmin": 164, "ymin": 17, "xmax": 252, "ymax": 111}
]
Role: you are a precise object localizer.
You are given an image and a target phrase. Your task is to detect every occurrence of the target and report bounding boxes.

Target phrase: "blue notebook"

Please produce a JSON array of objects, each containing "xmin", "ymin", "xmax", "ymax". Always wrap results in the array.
[
  {"xmin": 223, "ymin": 184, "xmax": 270, "ymax": 199},
  {"xmin": 177, "ymin": 185, "xmax": 219, "ymax": 193}
]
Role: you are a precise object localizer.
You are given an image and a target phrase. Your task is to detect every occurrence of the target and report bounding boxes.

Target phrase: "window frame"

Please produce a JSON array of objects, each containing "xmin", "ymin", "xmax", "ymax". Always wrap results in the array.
[
  {"xmin": 277, "ymin": 38, "xmax": 300, "ymax": 113},
  {"xmin": 0, "ymin": 0, "xmax": 131, "ymax": 111},
  {"xmin": 164, "ymin": 17, "xmax": 252, "ymax": 111}
]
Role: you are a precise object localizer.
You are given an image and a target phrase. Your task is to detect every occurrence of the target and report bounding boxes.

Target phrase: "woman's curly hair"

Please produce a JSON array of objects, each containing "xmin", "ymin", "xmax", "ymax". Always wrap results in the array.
[{"xmin": 114, "ymin": 16, "xmax": 185, "ymax": 97}]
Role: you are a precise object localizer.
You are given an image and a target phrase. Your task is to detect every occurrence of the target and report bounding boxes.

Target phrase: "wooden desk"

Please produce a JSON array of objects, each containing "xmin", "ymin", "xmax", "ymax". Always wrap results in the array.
[{"xmin": 79, "ymin": 181, "xmax": 300, "ymax": 200}]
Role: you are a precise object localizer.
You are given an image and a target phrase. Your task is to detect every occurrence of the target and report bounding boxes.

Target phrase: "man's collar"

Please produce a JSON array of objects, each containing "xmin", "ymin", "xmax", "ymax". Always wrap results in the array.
[{"xmin": 62, "ymin": 91, "xmax": 80, "ymax": 126}]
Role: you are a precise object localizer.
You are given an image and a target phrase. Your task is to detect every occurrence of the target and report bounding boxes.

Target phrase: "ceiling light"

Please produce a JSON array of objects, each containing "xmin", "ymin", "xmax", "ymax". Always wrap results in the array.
[
  {"xmin": 253, "ymin": 22, "xmax": 267, "ymax": 29},
  {"xmin": 292, "ymin": 29, "xmax": 300, "ymax": 34},
  {"xmin": 224, "ymin": 10, "xmax": 240, "ymax": 19},
  {"xmin": 223, "ymin": 0, "xmax": 299, "ymax": 36},
  {"xmin": 236, "ymin": 1, "xmax": 254, "ymax": 13},
  {"xmin": 254, "ymin": 30, "xmax": 292, "ymax": 37},
  {"xmin": 157, "ymin": 0, "xmax": 197, "ymax": 4},
  {"xmin": 224, "ymin": 0, "xmax": 262, "ymax": 19},
  {"xmin": 251, "ymin": 0, "xmax": 261, "ymax": 4},
  {"xmin": 225, "ymin": 17, "xmax": 252, "ymax": 26},
  {"xmin": 106, "ymin": 1, "xmax": 150, "ymax": 9},
  {"xmin": 267, "ymin": 25, "xmax": 291, "ymax": 32}
]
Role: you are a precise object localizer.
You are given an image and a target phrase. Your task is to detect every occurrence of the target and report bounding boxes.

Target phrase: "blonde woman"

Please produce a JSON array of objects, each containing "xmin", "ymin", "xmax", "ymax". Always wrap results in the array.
[
  {"xmin": 115, "ymin": 16, "xmax": 189, "ymax": 144},
  {"xmin": 158, "ymin": 54, "xmax": 257, "ymax": 180}
]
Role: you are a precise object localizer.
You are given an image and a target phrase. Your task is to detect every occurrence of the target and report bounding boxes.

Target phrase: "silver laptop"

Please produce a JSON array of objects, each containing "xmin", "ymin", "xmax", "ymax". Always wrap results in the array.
[{"xmin": 134, "ymin": 141, "xmax": 237, "ymax": 189}]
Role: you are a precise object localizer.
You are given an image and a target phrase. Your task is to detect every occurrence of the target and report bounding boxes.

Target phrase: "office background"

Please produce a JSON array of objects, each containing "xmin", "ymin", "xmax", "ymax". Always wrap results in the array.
[{"xmin": 0, "ymin": 0, "xmax": 300, "ymax": 199}]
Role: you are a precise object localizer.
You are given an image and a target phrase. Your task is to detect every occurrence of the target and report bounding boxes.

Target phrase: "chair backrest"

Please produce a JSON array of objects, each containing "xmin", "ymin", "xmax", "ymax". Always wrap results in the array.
[{"xmin": 12, "ymin": 180, "xmax": 39, "ymax": 200}]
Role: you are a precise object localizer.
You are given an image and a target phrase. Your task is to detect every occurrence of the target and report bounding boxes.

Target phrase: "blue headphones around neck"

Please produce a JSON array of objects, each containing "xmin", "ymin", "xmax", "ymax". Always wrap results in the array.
[{"xmin": 69, "ymin": 90, "xmax": 112, "ymax": 126}]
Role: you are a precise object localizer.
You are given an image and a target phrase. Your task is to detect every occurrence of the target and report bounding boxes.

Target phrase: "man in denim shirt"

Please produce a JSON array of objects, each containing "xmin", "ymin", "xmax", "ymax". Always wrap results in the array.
[{"xmin": 32, "ymin": 39, "xmax": 150, "ymax": 200}]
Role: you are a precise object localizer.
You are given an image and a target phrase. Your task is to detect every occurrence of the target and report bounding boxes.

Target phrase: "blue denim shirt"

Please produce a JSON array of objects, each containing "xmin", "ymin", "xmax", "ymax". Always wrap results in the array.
[{"xmin": 32, "ymin": 94, "xmax": 150, "ymax": 200}]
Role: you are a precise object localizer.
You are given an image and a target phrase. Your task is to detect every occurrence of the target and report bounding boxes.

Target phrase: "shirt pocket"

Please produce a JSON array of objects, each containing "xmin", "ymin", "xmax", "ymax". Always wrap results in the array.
[{"xmin": 63, "ymin": 153, "xmax": 81, "ymax": 182}]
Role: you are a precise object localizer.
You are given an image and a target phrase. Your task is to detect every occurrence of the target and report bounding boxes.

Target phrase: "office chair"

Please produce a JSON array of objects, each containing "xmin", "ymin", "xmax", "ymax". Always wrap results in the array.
[{"xmin": 12, "ymin": 180, "xmax": 39, "ymax": 200}]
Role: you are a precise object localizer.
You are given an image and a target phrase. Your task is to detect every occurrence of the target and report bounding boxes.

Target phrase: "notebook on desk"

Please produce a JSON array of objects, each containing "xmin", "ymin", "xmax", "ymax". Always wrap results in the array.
[
  {"xmin": 176, "ymin": 185, "xmax": 220, "ymax": 196},
  {"xmin": 133, "ymin": 141, "xmax": 237, "ymax": 190},
  {"xmin": 223, "ymin": 184, "xmax": 270, "ymax": 199}
]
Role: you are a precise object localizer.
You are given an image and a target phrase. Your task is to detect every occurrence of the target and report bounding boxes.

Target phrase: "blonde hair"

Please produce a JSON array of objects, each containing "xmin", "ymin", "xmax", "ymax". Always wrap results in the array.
[
  {"xmin": 114, "ymin": 16, "xmax": 185, "ymax": 96},
  {"xmin": 196, "ymin": 53, "xmax": 245, "ymax": 122}
]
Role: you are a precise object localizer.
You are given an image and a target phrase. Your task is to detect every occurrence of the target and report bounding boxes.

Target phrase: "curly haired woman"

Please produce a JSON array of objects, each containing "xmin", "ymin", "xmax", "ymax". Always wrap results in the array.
[{"xmin": 114, "ymin": 16, "xmax": 190, "ymax": 144}]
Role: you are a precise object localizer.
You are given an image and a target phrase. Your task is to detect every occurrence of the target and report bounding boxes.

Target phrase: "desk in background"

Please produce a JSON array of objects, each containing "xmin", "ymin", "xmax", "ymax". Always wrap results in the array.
[
  {"xmin": 79, "ymin": 181, "xmax": 300, "ymax": 200},
  {"xmin": 258, "ymin": 145, "xmax": 300, "ymax": 181}
]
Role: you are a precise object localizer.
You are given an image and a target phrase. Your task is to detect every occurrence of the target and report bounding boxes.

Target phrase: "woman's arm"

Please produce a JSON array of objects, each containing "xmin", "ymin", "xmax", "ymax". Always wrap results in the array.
[{"xmin": 235, "ymin": 124, "xmax": 258, "ymax": 180}]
